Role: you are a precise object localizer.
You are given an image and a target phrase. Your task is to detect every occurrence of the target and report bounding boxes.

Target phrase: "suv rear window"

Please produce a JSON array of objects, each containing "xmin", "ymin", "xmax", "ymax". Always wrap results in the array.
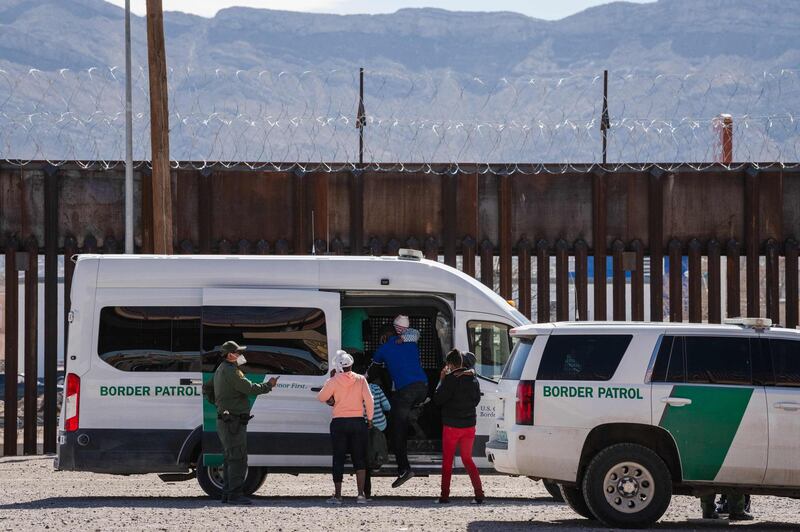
[
  {"xmin": 536, "ymin": 335, "xmax": 632, "ymax": 381},
  {"xmin": 502, "ymin": 338, "xmax": 534, "ymax": 380},
  {"xmin": 651, "ymin": 335, "xmax": 752, "ymax": 385},
  {"xmin": 769, "ymin": 339, "xmax": 800, "ymax": 387}
]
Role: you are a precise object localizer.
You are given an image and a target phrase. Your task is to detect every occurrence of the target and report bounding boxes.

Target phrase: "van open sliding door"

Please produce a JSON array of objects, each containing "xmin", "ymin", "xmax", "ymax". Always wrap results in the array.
[{"xmin": 200, "ymin": 289, "xmax": 341, "ymax": 470}]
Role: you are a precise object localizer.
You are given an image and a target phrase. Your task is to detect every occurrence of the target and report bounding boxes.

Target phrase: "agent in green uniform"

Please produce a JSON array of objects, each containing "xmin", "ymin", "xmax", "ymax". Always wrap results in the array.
[{"xmin": 212, "ymin": 340, "xmax": 278, "ymax": 505}]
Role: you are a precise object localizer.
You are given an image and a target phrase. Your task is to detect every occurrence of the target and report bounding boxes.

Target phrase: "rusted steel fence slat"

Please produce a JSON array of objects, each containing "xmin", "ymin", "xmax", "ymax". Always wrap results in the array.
[
  {"xmin": 480, "ymin": 239, "xmax": 494, "ymax": 289},
  {"xmin": 555, "ymin": 239, "xmax": 569, "ymax": 321},
  {"xmin": 24, "ymin": 236, "xmax": 39, "ymax": 455},
  {"xmin": 745, "ymin": 168, "xmax": 760, "ymax": 317},
  {"xmin": 3, "ymin": 239, "xmax": 19, "ymax": 456},
  {"xmin": 517, "ymin": 237, "xmax": 531, "ymax": 319},
  {"xmin": 765, "ymin": 239, "xmax": 780, "ymax": 323},
  {"xmin": 688, "ymin": 239, "xmax": 702, "ymax": 323},
  {"xmin": 707, "ymin": 239, "xmax": 721, "ymax": 324},
  {"xmin": 461, "ymin": 236, "xmax": 476, "ymax": 278},
  {"xmin": 612, "ymin": 239, "xmax": 625, "ymax": 321},
  {"xmin": 536, "ymin": 240, "xmax": 550, "ymax": 323},
  {"xmin": 630, "ymin": 240, "xmax": 645, "ymax": 321},
  {"xmin": 786, "ymin": 239, "xmax": 799, "ymax": 329},
  {"xmin": 649, "ymin": 170, "xmax": 665, "ymax": 321},
  {"xmin": 44, "ymin": 170, "xmax": 59, "ymax": 454},
  {"xmin": 726, "ymin": 239, "xmax": 741, "ymax": 319},
  {"xmin": 575, "ymin": 240, "xmax": 589, "ymax": 321},
  {"xmin": 592, "ymin": 171, "xmax": 607, "ymax": 320},
  {"xmin": 668, "ymin": 239, "xmax": 683, "ymax": 322}
]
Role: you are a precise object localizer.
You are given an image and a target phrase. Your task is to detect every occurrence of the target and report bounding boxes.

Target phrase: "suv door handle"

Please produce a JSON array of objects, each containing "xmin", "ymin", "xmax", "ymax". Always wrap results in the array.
[
  {"xmin": 311, "ymin": 387, "xmax": 322, "ymax": 392},
  {"xmin": 662, "ymin": 397, "xmax": 692, "ymax": 407},
  {"xmin": 774, "ymin": 402, "xmax": 800, "ymax": 412},
  {"xmin": 180, "ymin": 378, "xmax": 203, "ymax": 386}
]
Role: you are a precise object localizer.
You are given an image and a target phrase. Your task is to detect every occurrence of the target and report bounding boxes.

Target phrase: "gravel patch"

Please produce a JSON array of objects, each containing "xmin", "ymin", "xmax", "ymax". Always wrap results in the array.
[{"xmin": 1, "ymin": 456, "xmax": 799, "ymax": 531}]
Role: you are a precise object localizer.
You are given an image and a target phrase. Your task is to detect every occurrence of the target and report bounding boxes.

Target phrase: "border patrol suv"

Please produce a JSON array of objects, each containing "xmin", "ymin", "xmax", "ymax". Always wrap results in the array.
[{"xmin": 486, "ymin": 318, "xmax": 800, "ymax": 528}]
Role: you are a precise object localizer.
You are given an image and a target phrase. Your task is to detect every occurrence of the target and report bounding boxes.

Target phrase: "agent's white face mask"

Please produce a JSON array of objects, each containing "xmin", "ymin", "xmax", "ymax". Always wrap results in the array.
[{"xmin": 236, "ymin": 354, "xmax": 247, "ymax": 366}]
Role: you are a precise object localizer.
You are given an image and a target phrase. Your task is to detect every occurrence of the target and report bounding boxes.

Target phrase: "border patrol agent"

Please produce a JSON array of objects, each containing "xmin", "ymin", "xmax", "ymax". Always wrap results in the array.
[{"xmin": 209, "ymin": 340, "xmax": 278, "ymax": 505}]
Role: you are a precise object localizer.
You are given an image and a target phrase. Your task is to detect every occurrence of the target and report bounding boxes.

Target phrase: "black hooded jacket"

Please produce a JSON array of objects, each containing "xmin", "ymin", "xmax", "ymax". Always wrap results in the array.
[{"xmin": 433, "ymin": 368, "xmax": 481, "ymax": 428}]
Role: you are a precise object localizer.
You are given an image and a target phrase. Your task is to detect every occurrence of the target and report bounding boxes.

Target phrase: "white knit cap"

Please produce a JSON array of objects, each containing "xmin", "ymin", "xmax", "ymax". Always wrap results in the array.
[{"xmin": 393, "ymin": 315, "xmax": 410, "ymax": 328}]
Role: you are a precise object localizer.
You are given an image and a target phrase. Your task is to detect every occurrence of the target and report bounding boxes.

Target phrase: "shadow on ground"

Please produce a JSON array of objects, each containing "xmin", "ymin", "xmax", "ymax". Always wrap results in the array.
[
  {"xmin": 467, "ymin": 519, "xmax": 800, "ymax": 531},
  {"xmin": 0, "ymin": 495, "xmax": 555, "ymax": 511}
]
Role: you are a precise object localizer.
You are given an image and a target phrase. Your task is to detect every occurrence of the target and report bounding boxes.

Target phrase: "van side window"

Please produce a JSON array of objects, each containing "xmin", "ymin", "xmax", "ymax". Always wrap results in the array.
[
  {"xmin": 97, "ymin": 306, "xmax": 201, "ymax": 372},
  {"xmin": 651, "ymin": 335, "xmax": 686, "ymax": 383},
  {"xmin": 537, "ymin": 335, "xmax": 632, "ymax": 381},
  {"xmin": 202, "ymin": 306, "xmax": 328, "ymax": 376},
  {"xmin": 467, "ymin": 321, "xmax": 513, "ymax": 381},
  {"xmin": 685, "ymin": 336, "xmax": 752, "ymax": 385},
  {"xmin": 769, "ymin": 339, "xmax": 800, "ymax": 387}
]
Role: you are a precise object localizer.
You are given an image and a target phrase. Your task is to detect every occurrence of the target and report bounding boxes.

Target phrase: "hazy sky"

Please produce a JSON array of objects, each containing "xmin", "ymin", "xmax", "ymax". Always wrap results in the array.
[{"xmin": 106, "ymin": 0, "xmax": 656, "ymax": 20}]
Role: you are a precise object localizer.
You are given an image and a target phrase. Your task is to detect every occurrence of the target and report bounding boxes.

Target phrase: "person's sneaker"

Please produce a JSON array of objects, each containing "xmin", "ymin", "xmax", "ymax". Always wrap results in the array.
[
  {"xmin": 391, "ymin": 470, "xmax": 415, "ymax": 488},
  {"xmin": 471, "ymin": 498, "xmax": 485, "ymax": 505},
  {"xmin": 356, "ymin": 495, "xmax": 368, "ymax": 504},
  {"xmin": 326, "ymin": 495, "xmax": 343, "ymax": 505},
  {"xmin": 435, "ymin": 497, "xmax": 450, "ymax": 504},
  {"xmin": 702, "ymin": 510, "xmax": 720, "ymax": 519},
  {"xmin": 225, "ymin": 496, "xmax": 253, "ymax": 506},
  {"xmin": 729, "ymin": 511, "xmax": 754, "ymax": 521}
]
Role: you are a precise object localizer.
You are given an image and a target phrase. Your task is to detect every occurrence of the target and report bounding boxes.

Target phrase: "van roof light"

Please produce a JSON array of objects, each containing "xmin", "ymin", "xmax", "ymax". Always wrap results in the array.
[
  {"xmin": 723, "ymin": 317, "xmax": 772, "ymax": 329},
  {"xmin": 398, "ymin": 248, "xmax": 423, "ymax": 261}
]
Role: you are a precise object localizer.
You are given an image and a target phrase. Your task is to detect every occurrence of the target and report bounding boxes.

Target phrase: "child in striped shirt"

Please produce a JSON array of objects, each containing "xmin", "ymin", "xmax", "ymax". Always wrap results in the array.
[
  {"xmin": 364, "ymin": 364, "xmax": 391, "ymax": 499},
  {"xmin": 369, "ymin": 373, "xmax": 392, "ymax": 431}
]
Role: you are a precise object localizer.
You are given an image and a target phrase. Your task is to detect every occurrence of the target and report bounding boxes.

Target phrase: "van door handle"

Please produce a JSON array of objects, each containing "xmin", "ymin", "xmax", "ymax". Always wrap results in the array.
[
  {"xmin": 180, "ymin": 378, "xmax": 203, "ymax": 386},
  {"xmin": 662, "ymin": 397, "xmax": 692, "ymax": 407},
  {"xmin": 311, "ymin": 387, "xmax": 322, "ymax": 392},
  {"xmin": 774, "ymin": 402, "xmax": 800, "ymax": 412}
]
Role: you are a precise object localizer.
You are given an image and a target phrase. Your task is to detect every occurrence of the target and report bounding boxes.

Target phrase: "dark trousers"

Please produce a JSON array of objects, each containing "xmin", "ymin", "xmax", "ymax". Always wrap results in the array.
[
  {"xmin": 390, "ymin": 381, "xmax": 428, "ymax": 474},
  {"xmin": 330, "ymin": 417, "xmax": 368, "ymax": 483},
  {"xmin": 216, "ymin": 418, "xmax": 248, "ymax": 499}
]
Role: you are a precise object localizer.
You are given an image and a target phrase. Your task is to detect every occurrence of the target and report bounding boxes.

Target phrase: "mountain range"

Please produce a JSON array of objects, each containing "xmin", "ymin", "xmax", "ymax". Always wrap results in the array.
[{"xmin": 0, "ymin": 0, "xmax": 797, "ymax": 163}]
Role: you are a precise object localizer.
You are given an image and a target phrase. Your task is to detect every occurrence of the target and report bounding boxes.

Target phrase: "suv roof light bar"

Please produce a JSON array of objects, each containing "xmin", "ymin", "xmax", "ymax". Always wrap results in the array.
[
  {"xmin": 723, "ymin": 317, "xmax": 772, "ymax": 329},
  {"xmin": 397, "ymin": 248, "xmax": 423, "ymax": 261}
]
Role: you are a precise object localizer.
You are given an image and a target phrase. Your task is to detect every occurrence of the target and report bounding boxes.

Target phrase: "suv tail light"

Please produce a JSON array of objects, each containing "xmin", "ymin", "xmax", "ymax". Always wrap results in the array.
[
  {"xmin": 515, "ymin": 380, "xmax": 535, "ymax": 425},
  {"xmin": 64, "ymin": 373, "xmax": 80, "ymax": 432}
]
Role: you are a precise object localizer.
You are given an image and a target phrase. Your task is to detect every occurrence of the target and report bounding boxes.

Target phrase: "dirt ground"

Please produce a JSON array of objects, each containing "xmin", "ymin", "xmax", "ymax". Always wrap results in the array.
[{"xmin": 1, "ymin": 456, "xmax": 800, "ymax": 531}]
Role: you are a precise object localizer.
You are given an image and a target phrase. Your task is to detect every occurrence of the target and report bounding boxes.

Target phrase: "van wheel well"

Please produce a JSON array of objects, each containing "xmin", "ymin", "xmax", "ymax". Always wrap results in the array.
[{"xmin": 578, "ymin": 423, "xmax": 681, "ymax": 484}]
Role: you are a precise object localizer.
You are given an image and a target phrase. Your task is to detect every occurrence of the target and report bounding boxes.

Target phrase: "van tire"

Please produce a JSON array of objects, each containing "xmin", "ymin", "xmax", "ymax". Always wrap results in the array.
[
  {"xmin": 559, "ymin": 484, "xmax": 596, "ymax": 520},
  {"xmin": 581, "ymin": 443, "xmax": 672, "ymax": 529},
  {"xmin": 543, "ymin": 480, "xmax": 565, "ymax": 502},
  {"xmin": 196, "ymin": 465, "xmax": 268, "ymax": 499}
]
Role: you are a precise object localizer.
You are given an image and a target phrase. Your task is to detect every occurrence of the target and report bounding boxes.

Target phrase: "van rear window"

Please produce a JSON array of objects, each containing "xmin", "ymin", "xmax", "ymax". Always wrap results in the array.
[
  {"xmin": 536, "ymin": 334, "xmax": 632, "ymax": 381},
  {"xmin": 97, "ymin": 307, "xmax": 201, "ymax": 372}
]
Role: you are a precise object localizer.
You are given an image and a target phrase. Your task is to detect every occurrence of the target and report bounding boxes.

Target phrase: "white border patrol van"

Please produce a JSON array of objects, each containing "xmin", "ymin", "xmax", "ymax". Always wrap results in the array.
[
  {"xmin": 486, "ymin": 319, "xmax": 800, "ymax": 528},
  {"xmin": 56, "ymin": 252, "xmax": 528, "ymax": 497}
]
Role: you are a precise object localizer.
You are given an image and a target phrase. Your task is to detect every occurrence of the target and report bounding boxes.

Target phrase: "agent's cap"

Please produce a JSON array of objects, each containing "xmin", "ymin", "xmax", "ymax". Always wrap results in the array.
[{"xmin": 221, "ymin": 340, "xmax": 247, "ymax": 354}]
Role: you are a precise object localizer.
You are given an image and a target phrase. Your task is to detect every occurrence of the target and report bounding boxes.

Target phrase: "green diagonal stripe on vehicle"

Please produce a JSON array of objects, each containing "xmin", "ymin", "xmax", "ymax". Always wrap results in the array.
[
  {"xmin": 658, "ymin": 385, "xmax": 753, "ymax": 481},
  {"xmin": 202, "ymin": 370, "xmax": 267, "ymax": 467}
]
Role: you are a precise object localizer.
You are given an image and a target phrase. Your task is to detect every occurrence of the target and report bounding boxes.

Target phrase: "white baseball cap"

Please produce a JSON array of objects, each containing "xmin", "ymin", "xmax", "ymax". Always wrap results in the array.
[
  {"xmin": 336, "ymin": 350, "xmax": 354, "ymax": 368},
  {"xmin": 393, "ymin": 315, "xmax": 410, "ymax": 328}
]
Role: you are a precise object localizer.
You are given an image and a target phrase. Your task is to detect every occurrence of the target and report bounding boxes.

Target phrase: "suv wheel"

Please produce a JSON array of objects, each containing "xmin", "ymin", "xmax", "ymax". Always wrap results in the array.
[
  {"xmin": 581, "ymin": 443, "xmax": 672, "ymax": 529},
  {"xmin": 560, "ymin": 484, "xmax": 596, "ymax": 520},
  {"xmin": 196, "ymin": 465, "xmax": 267, "ymax": 499},
  {"xmin": 542, "ymin": 480, "xmax": 565, "ymax": 502}
]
